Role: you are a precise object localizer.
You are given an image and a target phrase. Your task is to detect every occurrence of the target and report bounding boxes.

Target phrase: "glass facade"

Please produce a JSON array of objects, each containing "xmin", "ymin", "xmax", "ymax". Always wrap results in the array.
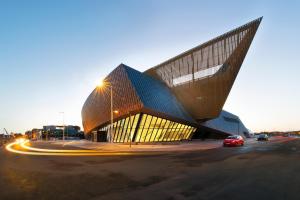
[{"xmin": 98, "ymin": 113, "xmax": 196, "ymax": 143}]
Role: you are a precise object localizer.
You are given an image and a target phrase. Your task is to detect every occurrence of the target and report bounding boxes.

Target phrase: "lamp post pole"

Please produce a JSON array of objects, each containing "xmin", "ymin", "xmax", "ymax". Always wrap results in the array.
[
  {"xmin": 110, "ymin": 86, "xmax": 113, "ymax": 143},
  {"xmin": 97, "ymin": 79, "xmax": 113, "ymax": 143},
  {"xmin": 128, "ymin": 112, "xmax": 132, "ymax": 148}
]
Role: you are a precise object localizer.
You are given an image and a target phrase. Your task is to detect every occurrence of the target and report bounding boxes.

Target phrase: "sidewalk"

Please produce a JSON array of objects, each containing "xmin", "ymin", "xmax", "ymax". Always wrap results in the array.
[{"xmin": 31, "ymin": 136, "xmax": 294, "ymax": 152}]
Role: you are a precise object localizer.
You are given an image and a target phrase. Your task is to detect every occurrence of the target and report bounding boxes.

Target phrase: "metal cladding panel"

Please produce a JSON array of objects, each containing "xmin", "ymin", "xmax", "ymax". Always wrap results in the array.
[
  {"xmin": 82, "ymin": 64, "xmax": 195, "ymax": 134},
  {"xmin": 123, "ymin": 65, "xmax": 195, "ymax": 123},
  {"xmin": 145, "ymin": 17, "xmax": 262, "ymax": 120},
  {"xmin": 200, "ymin": 110, "xmax": 249, "ymax": 137},
  {"xmin": 81, "ymin": 65, "xmax": 143, "ymax": 133}
]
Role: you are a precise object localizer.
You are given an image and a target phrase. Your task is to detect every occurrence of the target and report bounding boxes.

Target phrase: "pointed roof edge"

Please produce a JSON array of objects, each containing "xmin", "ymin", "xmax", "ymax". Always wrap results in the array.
[
  {"xmin": 147, "ymin": 17, "xmax": 263, "ymax": 72},
  {"xmin": 121, "ymin": 64, "xmax": 196, "ymax": 123},
  {"xmin": 82, "ymin": 63, "xmax": 141, "ymax": 112},
  {"xmin": 119, "ymin": 63, "xmax": 146, "ymax": 108}
]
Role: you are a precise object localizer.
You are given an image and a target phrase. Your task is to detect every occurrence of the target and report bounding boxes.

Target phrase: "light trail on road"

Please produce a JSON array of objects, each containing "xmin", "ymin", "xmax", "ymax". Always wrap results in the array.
[
  {"xmin": 5, "ymin": 140, "xmax": 158, "ymax": 156},
  {"xmin": 6, "ymin": 137, "xmax": 296, "ymax": 156},
  {"xmin": 20, "ymin": 140, "xmax": 102, "ymax": 153}
]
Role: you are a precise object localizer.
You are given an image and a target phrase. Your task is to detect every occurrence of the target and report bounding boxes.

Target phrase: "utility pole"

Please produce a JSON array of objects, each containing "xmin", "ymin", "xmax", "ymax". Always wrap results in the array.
[{"xmin": 59, "ymin": 112, "xmax": 65, "ymax": 144}]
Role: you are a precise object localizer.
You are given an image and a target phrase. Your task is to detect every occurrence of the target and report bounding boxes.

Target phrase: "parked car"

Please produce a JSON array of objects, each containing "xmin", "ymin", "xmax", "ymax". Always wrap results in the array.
[
  {"xmin": 223, "ymin": 135, "xmax": 244, "ymax": 147},
  {"xmin": 257, "ymin": 134, "xmax": 269, "ymax": 141}
]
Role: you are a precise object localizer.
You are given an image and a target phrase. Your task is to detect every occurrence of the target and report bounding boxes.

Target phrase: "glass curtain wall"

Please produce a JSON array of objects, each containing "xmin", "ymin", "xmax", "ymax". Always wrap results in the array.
[
  {"xmin": 99, "ymin": 113, "xmax": 140, "ymax": 143},
  {"xmin": 134, "ymin": 114, "xmax": 196, "ymax": 142},
  {"xmin": 99, "ymin": 113, "xmax": 196, "ymax": 143}
]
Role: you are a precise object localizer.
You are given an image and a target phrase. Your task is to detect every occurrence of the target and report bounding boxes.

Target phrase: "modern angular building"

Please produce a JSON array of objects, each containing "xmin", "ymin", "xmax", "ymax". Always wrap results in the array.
[
  {"xmin": 82, "ymin": 17, "xmax": 262, "ymax": 142},
  {"xmin": 197, "ymin": 110, "xmax": 251, "ymax": 139}
]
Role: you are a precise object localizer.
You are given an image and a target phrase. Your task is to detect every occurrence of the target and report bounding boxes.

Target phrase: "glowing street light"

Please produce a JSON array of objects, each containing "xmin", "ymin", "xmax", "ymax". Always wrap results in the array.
[
  {"xmin": 113, "ymin": 110, "xmax": 119, "ymax": 114},
  {"xmin": 96, "ymin": 79, "xmax": 114, "ymax": 143},
  {"xmin": 96, "ymin": 79, "xmax": 104, "ymax": 88}
]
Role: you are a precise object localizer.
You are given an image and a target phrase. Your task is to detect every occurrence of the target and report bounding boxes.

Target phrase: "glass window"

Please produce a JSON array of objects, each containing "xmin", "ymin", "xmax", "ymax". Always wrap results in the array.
[
  {"xmin": 182, "ymin": 126, "xmax": 191, "ymax": 140},
  {"xmin": 109, "ymin": 114, "xmax": 141, "ymax": 143},
  {"xmin": 135, "ymin": 114, "xmax": 149, "ymax": 142},
  {"xmin": 150, "ymin": 117, "xmax": 162, "ymax": 141},
  {"xmin": 129, "ymin": 114, "xmax": 140, "ymax": 142},
  {"xmin": 181, "ymin": 126, "xmax": 189, "ymax": 140},
  {"xmin": 133, "ymin": 114, "xmax": 140, "ymax": 127},
  {"xmin": 184, "ymin": 127, "xmax": 193, "ymax": 140},
  {"xmin": 166, "ymin": 122, "xmax": 176, "ymax": 141},
  {"xmin": 164, "ymin": 121, "xmax": 175, "ymax": 141},
  {"xmin": 145, "ymin": 116, "xmax": 157, "ymax": 142},
  {"xmin": 154, "ymin": 119, "xmax": 165, "ymax": 142},
  {"xmin": 110, "ymin": 122, "xmax": 117, "ymax": 142},
  {"xmin": 120, "ymin": 117, "xmax": 130, "ymax": 142},
  {"xmin": 179, "ymin": 125, "xmax": 188, "ymax": 140},
  {"xmin": 113, "ymin": 120, "xmax": 121, "ymax": 142},
  {"xmin": 141, "ymin": 115, "xmax": 153, "ymax": 142},
  {"xmin": 117, "ymin": 119, "xmax": 125, "ymax": 142},
  {"xmin": 178, "ymin": 125, "xmax": 186, "ymax": 140},
  {"xmin": 160, "ymin": 120, "xmax": 171, "ymax": 142},
  {"xmin": 169, "ymin": 123, "xmax": 179, "ymax": 141},
  {"xmin": 174, "ymin": 124, "xmax": 183, "ymax": 140},
  {"xmin": 125, "ymin": 115, "xmax": 133, "ymax": 142}
]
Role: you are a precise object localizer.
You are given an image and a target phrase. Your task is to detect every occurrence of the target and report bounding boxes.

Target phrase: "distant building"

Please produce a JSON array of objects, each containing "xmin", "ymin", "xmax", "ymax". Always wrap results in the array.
[
  {"xmin": 42, "ymin": 125, "xmax": 84, "ymax": 139},
  {"xmin": 26, "ymin": 125, "xmax": 84, "ymax": 140},
  {"xmin": 25, "ymin": 128, "xmax": 42, "ymax": 140}
]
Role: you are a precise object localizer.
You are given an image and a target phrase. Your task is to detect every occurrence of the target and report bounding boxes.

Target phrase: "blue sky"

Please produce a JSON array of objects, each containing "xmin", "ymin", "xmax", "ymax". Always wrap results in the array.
[{"xmin": 0, "ymin": 0, "xmax": 299, "ymax": 133}]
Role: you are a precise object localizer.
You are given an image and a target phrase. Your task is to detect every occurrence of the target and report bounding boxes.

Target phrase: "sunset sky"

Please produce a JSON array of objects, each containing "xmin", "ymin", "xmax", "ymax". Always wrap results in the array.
[{"xmin": 1, "ymin": 0, "xmax": 299, "ymax": 133}]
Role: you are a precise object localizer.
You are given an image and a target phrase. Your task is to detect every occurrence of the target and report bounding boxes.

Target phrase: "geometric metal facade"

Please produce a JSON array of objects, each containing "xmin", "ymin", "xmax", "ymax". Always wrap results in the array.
[
  {"xmin": 81, "ymin": 17, "xmax": 262, "ymax": 142},
  {"xmin": 145, "ymin": 17, "xmax": 262, "ymax": 120},
  {"xmin": 82, "ymin": 65, "xmax": 143, "ymax": 134}
]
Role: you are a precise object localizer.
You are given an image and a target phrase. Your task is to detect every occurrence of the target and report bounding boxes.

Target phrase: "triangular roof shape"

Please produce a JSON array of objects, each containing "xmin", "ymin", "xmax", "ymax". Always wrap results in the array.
[{"xmin": 145, "ymin": 17, "xmax": 263, "ymax": 120}]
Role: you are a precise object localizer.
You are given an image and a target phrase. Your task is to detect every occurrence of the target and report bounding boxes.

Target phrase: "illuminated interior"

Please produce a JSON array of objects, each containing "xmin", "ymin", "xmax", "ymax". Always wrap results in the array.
[
  {"xmin": 97, "ymin": 113, "xmax": 196, "ymax": 143},
  {"xmin": 173, "ymin": 64, "xmax": 223, "ymax": 86}
]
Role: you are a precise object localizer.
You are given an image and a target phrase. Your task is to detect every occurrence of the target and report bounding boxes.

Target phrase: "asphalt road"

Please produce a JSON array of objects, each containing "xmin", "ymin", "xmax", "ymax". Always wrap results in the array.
[{"xmin": 1, "ymin": 137, "xmax": 300, "ymax": 200}]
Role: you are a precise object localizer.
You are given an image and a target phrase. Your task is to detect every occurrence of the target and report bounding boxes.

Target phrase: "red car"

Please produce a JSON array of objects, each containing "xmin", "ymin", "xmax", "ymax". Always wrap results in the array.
[{"xmin": 223, "ymin": 135, "xmax": 244, "ymax": 147}]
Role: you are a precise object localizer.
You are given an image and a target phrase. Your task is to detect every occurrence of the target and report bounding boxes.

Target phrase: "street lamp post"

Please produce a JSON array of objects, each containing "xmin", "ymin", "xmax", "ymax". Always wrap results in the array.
[
  {"xmin": 110, "ymin": 85, "xmax": 113, "ymax": 143},
  {"xmin": 128, "ymin": 111, "xmax": 133, "ymax": 148},
  {"xmin": 97, "ymin": 79, "xmax": 113, "ymax": 143}
]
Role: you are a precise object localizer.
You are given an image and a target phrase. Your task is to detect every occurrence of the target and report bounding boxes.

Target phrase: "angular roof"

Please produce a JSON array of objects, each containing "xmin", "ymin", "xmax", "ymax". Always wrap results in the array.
[
  {"xmin": 145, "ymin": 17, "xmax": 263, "ymax": 120},
  {"xmin": 123, "ymin": 64, "xmax": 195, "ymax": 123},
  {"xmin": 200, "ymin": 110, "xmax": 249, "ymax": 136}
]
